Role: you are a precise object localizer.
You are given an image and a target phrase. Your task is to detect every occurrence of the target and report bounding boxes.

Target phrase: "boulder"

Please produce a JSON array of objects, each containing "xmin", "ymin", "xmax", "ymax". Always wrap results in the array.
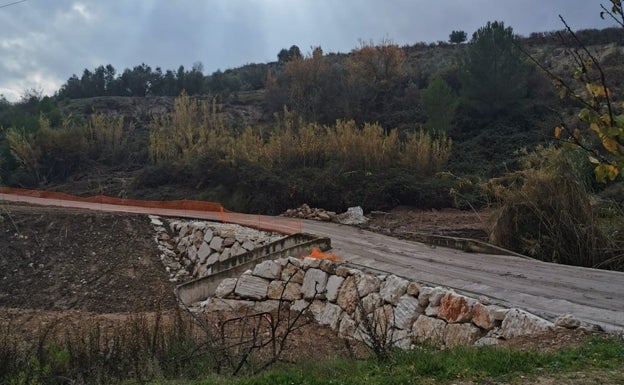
[
  {"xmin": 335, "ymin": 206, "xmax": 369, "ymax": 225},
  {"xmin": 281, "ymin": 263, "xmax": 304, "ymax": 284},
  {"xmin": 412, "ymin": 315, "xmax": 447, "ymax": 346},
  {"xmin": 555, "ymin": 314, "xmax": 582, "ymax": 329},
  {"xmin": 445, "ymin": 323, "xmax": 484, "ymax": 348},
  {"xmin": 394, "ymin": 294, "xmax": 423, "ymax": 330},
  {"xmin": 319, "ymin": 303, "xmax": 343, "ymax": 330},
  {"xmin": 209, "ymin": 236, "xmax": 223, "ymax": 251},
  {"xmin": 326, "ymin": 275, "xmax": 345, "ymax": 303},
  {"xmin": 472, "ymin": 303, "xmax": 498, "ymax": 330},
  {"xmin": 234, "ymin": 274, "xmax": 269, "ymax": 300},
  {"xmin": 380, "ymin": 275, "xmax": 409, "ymax": 305},
  {"xmin": 267, "ymin": 281, "xmax": 301, "ymax": 301},
  {"xmin": 253, "ymin": 260, "xmax": 282, "ymax": 280},
  {"xmin": 360, "ymin": 292, "xmax": 383, "ymax": 315},
  {"xmin": 301, "ymin": 268, "xmax": 329, "ymax": 299},
  {"xmin": 197, "ymin": 242, "xmax": 212, "ymax": 264},
  {"xmin": 438, "ymin": 293, "xmax": 475, "ymax": 323},
  {"xmin": 337, "ymin": 275, "xmax": 359, "ymax": 314},
  {"xmin": 215, "ymin": 278, "xmax": 238, "ymax": 298},
  {"xmin": 500, "ymin": 308, "xmax": 554, "ymax": 339},
  {"xmin": 357, "ymin": 274, "xmax": 381, "ymax": 297}
]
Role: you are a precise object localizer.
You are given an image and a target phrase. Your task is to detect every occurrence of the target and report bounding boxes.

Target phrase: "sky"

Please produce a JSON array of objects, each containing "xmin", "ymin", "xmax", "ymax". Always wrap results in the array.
[{"xmin": 0, "ymin": 0, "xmax": 617, "ymax": 102}]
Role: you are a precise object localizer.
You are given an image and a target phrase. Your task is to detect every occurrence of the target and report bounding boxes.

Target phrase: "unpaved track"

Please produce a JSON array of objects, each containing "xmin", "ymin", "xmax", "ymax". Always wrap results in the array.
[{"xmin": 2, "ymin": 192, "xmax": 623, "ymax": 332}]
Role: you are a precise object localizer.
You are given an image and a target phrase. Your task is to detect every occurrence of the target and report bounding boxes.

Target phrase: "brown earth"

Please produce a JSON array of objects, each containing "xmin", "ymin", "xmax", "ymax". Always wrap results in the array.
[{"xmin": 0, "ymin": 202, "xmax": 609, "ymax": 362}]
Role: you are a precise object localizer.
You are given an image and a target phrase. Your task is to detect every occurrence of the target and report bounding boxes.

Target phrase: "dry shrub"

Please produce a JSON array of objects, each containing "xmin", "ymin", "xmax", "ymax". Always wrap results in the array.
[{"xmin": 487, "ymin": 146, "xmax": 621, "ymax": 269}]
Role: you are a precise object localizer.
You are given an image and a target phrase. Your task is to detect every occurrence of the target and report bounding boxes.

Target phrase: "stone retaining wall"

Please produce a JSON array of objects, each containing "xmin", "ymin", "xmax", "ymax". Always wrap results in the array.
[
  {"xmin": 150, "ymin": 215, "xmax": 285, "ymax": 282},
  {"xmin": 197, "ymin": 256, "xmax": 588, "ymax": 349}
]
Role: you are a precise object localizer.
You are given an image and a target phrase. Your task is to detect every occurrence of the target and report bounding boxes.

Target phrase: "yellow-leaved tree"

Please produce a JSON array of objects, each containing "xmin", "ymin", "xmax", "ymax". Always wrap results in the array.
[{"xmin": 544, "ymin": 1, "xmax": 624, "ymax": 182}]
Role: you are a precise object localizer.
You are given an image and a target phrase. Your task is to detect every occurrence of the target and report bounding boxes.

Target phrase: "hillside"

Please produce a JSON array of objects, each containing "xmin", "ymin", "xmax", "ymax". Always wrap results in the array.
[{"xmin": 1, "ymin": 26, "xmax": 623, "ymax": 215}]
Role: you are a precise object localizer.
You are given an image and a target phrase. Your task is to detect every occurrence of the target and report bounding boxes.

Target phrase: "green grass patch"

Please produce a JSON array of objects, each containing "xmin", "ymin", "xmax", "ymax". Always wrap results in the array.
[{"xmin": 169, "ymin": 337, "xmax": 624, "ymax": 385}]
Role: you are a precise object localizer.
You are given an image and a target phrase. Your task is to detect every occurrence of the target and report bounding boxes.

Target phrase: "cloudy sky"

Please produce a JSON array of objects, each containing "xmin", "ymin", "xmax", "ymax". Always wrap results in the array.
[{"xmin": 0, "ymin": 0, "xmax": 616, "ymax": 102}]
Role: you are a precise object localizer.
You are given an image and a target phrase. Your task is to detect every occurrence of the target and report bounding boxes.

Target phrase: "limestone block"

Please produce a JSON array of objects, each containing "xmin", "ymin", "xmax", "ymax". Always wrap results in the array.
[
  {"xmin": 206, "ymin": 252, "xmax": 220, "ymax": 266},
  {"xmin": 406, "ymin": 281, "xmax": 421, "ymax": 296},
  {"xmin": 210, "ymin": 236, "xmax": 224, "ymax": 251},
  {"xmin": 149, "ymin": 215, "xmax": 164, "ymax": 226},
  {"xmin": 555, "ymin": 314, "xmax": 581, "ymax": 329},
  {"xmin": 492, "ymin": 306, "xmax": 509, "ymax": 321},
  {"xmin": 200, "ymin": 298, "xmax": 254, "ymax": 312},
  {"xmin": 339, "ymin": 314, "xmax": 357, "ymax": 339},
  {"xmin": 242, "ymin": 240, "xmax": 255, "ymax": 251},
  {"xmin": 412, "ymin": 315, "xmax": 447, "ymax": 347},
  {"xmin": 357, "ymin": 274, "xmax": 382, "ymax": 298},
  {"xmin": 395, "ymin": 295, "xmax": 424, "ymax": 330},
  {"xmin": 392, "ymin": 329, "xmax": 413, "ymax": 349},
  {"xmin": 187, "ymin": 245, "xmax": 198, "ymax": 263},
  {"xmin": 253, "ymin": 260, "xmax": 282, "ymax": 280},
  {"xmin": 215, "ymin": 278, "xmax": 238, "ymax": 298},
  {"xmin": 335, "ymin": 265, "xmax": 359, "ymax": 277},
  {"xmin": 291, "ymin": 299, "xmax": 310, "ymax": 313},
  {"xmin": 425, "ymin": 305, "xmax": 439, "ymax": 317},
  {"xmin": 428, "ymin": 287, "xmax": 449, "ymax": 306},
  {"xmin": 234, "ymin": 274, "xmax": 269, "ymax": 300},
  {"xmin": 360, "ymin": 292, "xmax": 383, "ymax": 315},
  {"xmin": 267, "ymin": 280, "xmax": 302, "ymax": 301},
  {"xmin": 438, "ymin": 293, "xmax": 475, "ymax": 323},
  {"xmin": 219, "ymin": 247, "xmax": 231, "ymax": 262},
  {"xmin": 326, "ymin": 275, "xmax": 345, "ymax": 303},
  {"xmin": 309, "ymin": 300, "xmax": 327, "ymax": 323},
  {"xmin": 223, "ymin": 237, "xmax": 236, "ymax": 247},
  {"xmin": 281, "ymin": 263, "xmax": 304, "ymax": 284},
  {"xmin": 301, "ymin": 257, "xmax": 322, "ymax": 269},
  {"xmin": 202, "ymin": 229, "xmax": 213, "ymax": 243},
  {"xmin": 197, "ymin": 242, "xmax": 211, "ymax": 264},
  {"xmin": 445, "ymin": 323, "xmax": 484, "ymax": 348},
  {"xmin": 192, "ymin": 230, "xmax": 204, "ymax": 247},
  {"xmin": 301, "ymin": 268, "xmax": 329, "ymax": 299},
  {"xmin": 380, "ymin": 275, "xmax": 409, "ymax": 305},
  {"xmin": 371, "ymin": 305, "xmax": 395, "ymax": 342},
  {"xmin": 319, "ymin": 259, "xmax": 337, "ymax": 274},
  {"xmin": 319, "ymin": 303, "xmax": 343, "ymax": 330},
  {"xmin": 500, "ymin": 308, "xmax": 554, "ymax": 339},
  {"xmin": 472, "ymin": 302, "xmax": 497, "ymax": 330},
  {"xmin": 254, "ymin": 300, "xmax": 281, "ymax": 313},
  {"xmin": 337, "ymin": 275, "xmax": 359, "ymax": 314}
]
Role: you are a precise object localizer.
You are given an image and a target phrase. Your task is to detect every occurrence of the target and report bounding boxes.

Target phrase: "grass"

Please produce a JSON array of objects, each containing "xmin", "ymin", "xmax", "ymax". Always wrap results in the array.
[{"xmin": 144, "ymin": 336, "xmax": 624, "ymax": 385}]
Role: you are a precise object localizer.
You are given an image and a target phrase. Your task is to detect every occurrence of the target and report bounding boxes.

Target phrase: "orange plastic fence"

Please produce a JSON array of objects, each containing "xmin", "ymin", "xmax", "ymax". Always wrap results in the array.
[{"xmin": 0, "ymin": 187, "xmax": 302, "ymax": 235}]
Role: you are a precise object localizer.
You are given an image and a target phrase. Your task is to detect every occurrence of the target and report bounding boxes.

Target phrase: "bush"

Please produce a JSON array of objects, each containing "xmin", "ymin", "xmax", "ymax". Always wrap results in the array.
[{"xmin": 487, "ymin": 146, "xmax": 622, "ymax": 269}]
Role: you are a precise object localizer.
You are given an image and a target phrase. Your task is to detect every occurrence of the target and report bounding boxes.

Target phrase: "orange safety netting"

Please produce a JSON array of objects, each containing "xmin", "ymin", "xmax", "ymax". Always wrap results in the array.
[
  {"xmin": 305, "ymin": 248, "xmax": 341, "ymax": 262},
  {"xmin": 0, "ymin": 187, "xmax": 302, "ymax": 235}
]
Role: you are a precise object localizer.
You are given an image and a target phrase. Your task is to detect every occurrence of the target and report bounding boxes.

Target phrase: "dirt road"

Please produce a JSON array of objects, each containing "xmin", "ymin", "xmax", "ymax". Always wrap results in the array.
[{"xmin": 2, "ymin": 192, "xmax": 623, "ymax": 332}]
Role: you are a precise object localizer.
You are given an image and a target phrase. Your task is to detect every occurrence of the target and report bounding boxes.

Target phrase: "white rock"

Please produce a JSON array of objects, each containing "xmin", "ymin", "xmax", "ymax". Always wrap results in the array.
[
  {"xmin": 319, "ymin": 303, "xmax": 343, "ymax": 330},
  {"xmin": 242, "ymin": 240, "xmax": 255, "ymax": 251},
  {"xmin": 394, "ymin": 294, "xmax": 424, "ymax": 330},
  {"xmin": 474, "ymin": 337, "xmax": 501, "ymax": 347},
  {"xmin": 301, "ymin": 268, "xmax": 329, "ymax": 299},
  {"xmin": 219, "ymin": 248, "xmax": 231, "ymax": 262},
  {"xmin": 412, "ymin": 315, "xmax": 446, "ymax": 346},
  {"xmin": 445, "ymin": 323, "xmax": 483, "ymax": 348},
  {"xmin": 209, "ymin": 236, "xmax": 224, "ymax": 251},
  {"xmin": 326, "ymin": 275, "xmax": 345, "ymax": 303},
  {"xmin": 215, "ymin": 278, "xmax": 238, "ymax": 298},
  {"xmin": 149, "ymin": 216, "xmax": 164, "ymax": 226},
  {"xmin": 360, "ymin": 292, "xmax": 383, "ymax": 315},
  {"xmin": 500, "ymin": 308, "xmax": 554, "ymax": 339},
  {"xmin": 206, "ymin": 252, "xmax": 220, "ymax": 266},
  {"xmin": 197, "ymin": 242, "xmax": 212, "ymax": 264},
  {"xmin": 200, "ymin": 298, "xmax": 254, "ymax": 312},
  {"xmin": 392, "ymin": 329, "xmax": 413, "ymax": 349},
  {"xmin": 234, "ymin": 275, "xmax": 269, "ymax": 300},
  {"xmin": 555, "ymin": 314, "xmax": 581, "ymax": 329},
  {"xmin": 253, "ymin": 260, "xmax": 282, "ymax": 280},
  {"xmin": 380, "ymin": 275, "xmax": 409, "ymax": 305},
  {"xmin": 357, "ymin": 274, "xmax": 382, "ymax": 297},
  {"xmin": 203, "ymin": 229, "xmax": 214, "ymax": 243}
]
